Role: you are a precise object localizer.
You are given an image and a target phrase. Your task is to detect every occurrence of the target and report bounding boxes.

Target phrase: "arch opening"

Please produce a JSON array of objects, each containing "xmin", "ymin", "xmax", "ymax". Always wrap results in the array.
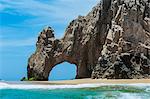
[{"xmin": 48, "ymin": 62, "xmax": 77, "ymax": 81}]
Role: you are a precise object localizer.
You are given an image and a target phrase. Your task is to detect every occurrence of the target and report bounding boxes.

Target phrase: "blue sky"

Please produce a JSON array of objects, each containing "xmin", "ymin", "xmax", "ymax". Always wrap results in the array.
[{"xmin": 0, "ymin": 0, "xmax": 99, "ymax": 81}]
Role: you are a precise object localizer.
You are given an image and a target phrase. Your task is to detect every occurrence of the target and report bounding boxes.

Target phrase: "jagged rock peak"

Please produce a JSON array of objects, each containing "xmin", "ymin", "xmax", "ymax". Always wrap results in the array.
[
  {"xmin": 27, "ymin": 0, "xmax": 150, "ymax": 80},
  {"xmin": 41, "ymin": 26, "xmax": 54, "ymax": 38}
]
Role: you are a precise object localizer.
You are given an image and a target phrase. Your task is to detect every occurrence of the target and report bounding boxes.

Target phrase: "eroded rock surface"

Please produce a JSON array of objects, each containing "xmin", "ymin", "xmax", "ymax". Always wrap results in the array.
[
  {"xmin": 27, "ymin": 0, "xmax": 150, "ymax": 80},
  {"xmin": 92, "ymin": 0, "xmax": 150, "ymax": 79}
]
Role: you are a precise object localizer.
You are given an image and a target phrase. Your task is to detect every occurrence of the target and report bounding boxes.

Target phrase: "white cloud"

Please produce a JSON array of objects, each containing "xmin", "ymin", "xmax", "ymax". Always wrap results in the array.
[
  {"xmin": 1, "ymin": 0, "xmax": 53, "ymax": 16},
  {"xmin": 0, "ymin": 0, "xmax": 99, "ymax": 25},
  {"xmin": 0, "ymin": 0, "xmax": 100, "ymax": 47}
]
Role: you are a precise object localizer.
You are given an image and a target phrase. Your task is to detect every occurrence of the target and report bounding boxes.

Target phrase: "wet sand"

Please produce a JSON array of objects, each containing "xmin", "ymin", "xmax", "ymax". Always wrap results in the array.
[{"xmin": 24, "ymin": 79, "xmax": 150, "ymax": 85}]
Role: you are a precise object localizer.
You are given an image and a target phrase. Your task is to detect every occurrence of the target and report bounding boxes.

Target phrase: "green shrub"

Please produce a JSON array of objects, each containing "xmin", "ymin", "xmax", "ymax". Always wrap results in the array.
[{"xmin": 20, "ymin": 77, "xmax": 37, "ymax": 81}]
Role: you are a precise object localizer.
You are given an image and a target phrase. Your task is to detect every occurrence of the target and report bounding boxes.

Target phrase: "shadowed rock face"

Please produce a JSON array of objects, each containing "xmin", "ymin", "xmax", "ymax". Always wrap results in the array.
[{"xmin": 27, "ymin": 0, "xmax": 150, "ymax": 80}]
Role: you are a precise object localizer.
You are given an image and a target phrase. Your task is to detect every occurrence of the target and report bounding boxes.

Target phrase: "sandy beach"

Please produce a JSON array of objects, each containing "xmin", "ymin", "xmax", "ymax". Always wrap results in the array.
[{"xmin": 21, "ymin": 79, "xmax": 150, "ymax": 85}]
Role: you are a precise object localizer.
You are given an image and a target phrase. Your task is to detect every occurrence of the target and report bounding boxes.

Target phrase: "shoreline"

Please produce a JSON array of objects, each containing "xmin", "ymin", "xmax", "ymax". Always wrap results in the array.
[
  {"xmin": 1, "ymin": 79, "xmax": 150, "ymax": 90},
  {"xmin": 3, "ymin": 79, "xmax": 150, "ymax": 85}
]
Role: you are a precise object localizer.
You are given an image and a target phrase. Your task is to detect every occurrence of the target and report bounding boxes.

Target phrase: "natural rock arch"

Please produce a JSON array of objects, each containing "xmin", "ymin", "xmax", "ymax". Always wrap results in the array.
[
  {"xmin": 27, "ymin": 27, "xmax": 99, "ymax": 81},
  {"xmin": 27, "ymin": 0, "xmax": 150, "ymax": 80}
]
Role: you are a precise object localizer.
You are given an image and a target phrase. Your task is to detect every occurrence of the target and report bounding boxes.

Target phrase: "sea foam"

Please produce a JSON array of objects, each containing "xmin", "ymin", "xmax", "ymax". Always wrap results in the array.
[
  {"xmin": 0, "ymin": 82, "xmax": 150, "ymax": 90},
  {"xmin": 0, "ymin": 82, "xmax": 106, "ymax": 89},
  {"xmin": 119, "ymin": 93, "xmax": 142, "ymax": 99}
]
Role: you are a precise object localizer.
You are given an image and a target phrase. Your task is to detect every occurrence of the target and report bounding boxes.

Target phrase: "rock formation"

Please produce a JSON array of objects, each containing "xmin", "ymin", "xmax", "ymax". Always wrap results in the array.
[{"xmin": 27, "ymin": 0, "xmax": 150, "ymax": 80}]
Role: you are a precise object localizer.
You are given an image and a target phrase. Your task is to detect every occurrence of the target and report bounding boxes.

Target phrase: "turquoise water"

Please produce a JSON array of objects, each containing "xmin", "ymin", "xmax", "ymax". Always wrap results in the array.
[{"xmin": 0, "ymin": 84, "xmax": 150, "ymax": 99}]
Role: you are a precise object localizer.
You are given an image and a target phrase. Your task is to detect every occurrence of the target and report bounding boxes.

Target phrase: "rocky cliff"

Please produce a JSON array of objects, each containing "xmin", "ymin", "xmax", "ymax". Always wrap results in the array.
[{"xmin": 27, "ymin": 0, "xmax": 150, "ymax": 80}]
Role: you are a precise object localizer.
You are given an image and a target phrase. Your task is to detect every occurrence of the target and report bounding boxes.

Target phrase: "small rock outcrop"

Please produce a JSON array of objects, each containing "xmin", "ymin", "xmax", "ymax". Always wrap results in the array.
[{"xmin": 27, "ymin": 0, "xmax": 150, "ymax": 80}]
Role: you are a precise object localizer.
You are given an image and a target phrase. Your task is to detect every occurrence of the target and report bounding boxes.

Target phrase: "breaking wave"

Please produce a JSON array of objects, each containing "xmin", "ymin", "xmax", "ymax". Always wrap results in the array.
[{"xmin": 0, "ymin": 82, "xmax": 109, "ymax": 89}]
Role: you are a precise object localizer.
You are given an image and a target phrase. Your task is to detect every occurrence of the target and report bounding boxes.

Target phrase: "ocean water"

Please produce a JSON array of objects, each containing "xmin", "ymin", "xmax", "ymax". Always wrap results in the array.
[{"xmin": 0, "ymin": 82, "xmax": 150, "ymax": 99}]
